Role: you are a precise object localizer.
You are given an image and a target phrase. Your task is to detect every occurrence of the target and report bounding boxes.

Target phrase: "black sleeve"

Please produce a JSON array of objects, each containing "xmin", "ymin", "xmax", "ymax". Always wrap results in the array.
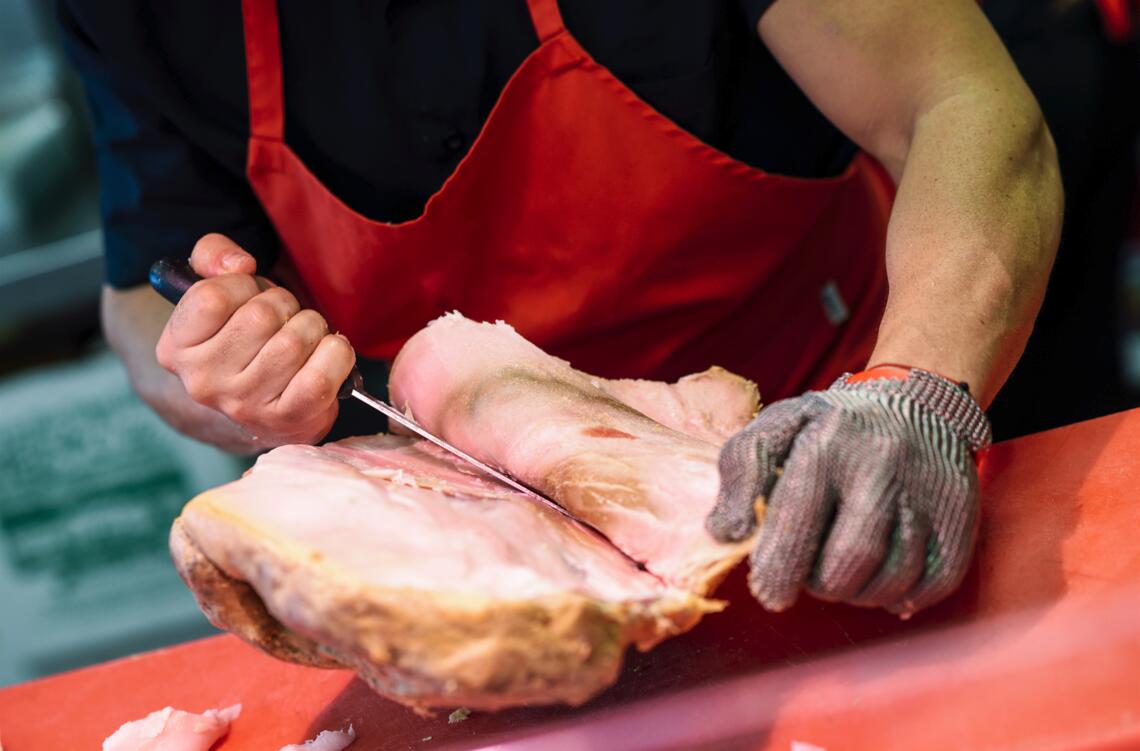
[
  {"xmin": 57, "ymin": 2, "xmax": 280, "ymax": 289},
  {"xmin": 738, "ymin": 0, "xmax": 781, "ymax": 30}
]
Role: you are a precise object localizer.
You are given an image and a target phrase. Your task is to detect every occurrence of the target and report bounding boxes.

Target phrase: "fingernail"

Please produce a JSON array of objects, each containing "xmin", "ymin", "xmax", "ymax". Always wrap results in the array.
[{"xmin": 221, "ymin": 251, "xmax": 246, "ymax": 271}]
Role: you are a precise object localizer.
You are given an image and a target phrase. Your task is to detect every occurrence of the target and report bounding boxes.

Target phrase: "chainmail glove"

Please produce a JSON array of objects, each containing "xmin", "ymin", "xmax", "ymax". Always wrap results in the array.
[{"xmin": 707, "ymin": 365, "xmax": 991, "ymax": 616}]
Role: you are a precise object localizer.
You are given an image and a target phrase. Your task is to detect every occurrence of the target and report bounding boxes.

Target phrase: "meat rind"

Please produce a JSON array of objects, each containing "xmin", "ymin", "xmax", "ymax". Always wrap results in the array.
[{"xmin": 170, "ymin": 520, "xmax": 344, "ymax": 670}]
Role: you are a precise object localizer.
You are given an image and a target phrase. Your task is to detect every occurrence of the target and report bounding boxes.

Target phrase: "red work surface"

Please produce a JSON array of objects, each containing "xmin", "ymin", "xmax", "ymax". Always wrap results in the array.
[{"xmin": 3, "ymin": 409, "xmax": 1140, "ymax": 751}]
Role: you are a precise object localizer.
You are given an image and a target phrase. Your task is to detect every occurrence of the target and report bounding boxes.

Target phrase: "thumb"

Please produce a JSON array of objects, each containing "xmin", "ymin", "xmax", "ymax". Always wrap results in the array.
[
  {"xmin": 189, "ymin": 233, "xmax": 257, "ymax": 277},
  {"xmin": 707, "ymin": 398, "xmax": 823, "ymax": 542}
]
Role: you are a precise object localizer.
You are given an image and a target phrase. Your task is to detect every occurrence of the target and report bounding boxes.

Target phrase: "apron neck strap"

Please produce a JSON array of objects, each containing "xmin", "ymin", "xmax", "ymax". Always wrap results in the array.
[
  {"xmin": 239, "ymin": 0, "xmax": 564, "ymax": 141},
  {"xmin": 526, "ymin": 0, "xmax": 568, "ymax": 43},
  {"xmin": 241, "ymin": 0, "xmax": 285, "ymax": 141}
]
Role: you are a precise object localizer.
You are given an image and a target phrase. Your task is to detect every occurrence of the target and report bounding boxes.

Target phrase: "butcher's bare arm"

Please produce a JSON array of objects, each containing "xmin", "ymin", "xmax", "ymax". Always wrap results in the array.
[
  {"xmin": 759, "ymin": 0, "xmax": 1062, "ymax": 407},
  {"xmin": 103, "ymin": 283, "xmax": 261, "ymax": 454}
]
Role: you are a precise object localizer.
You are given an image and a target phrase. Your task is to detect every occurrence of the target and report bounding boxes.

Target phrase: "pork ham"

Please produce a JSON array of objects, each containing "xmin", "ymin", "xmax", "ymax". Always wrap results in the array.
[{"xmin": 172, "ymin": 314, "xmax": 759, "ymax": 711}]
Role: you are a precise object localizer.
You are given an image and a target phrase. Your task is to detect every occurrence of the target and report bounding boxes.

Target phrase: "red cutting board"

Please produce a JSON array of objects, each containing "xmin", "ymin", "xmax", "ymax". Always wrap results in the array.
[{"xmin": 3, "ymin": 408, "xmax": 1140, "ymax": 751}]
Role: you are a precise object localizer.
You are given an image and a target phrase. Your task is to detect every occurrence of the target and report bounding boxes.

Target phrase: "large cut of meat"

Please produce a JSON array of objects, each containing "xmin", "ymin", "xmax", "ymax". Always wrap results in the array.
[
  {"xmin": 172, "ymin": 314, "xmax": 760, "ymax": 711},
  {"xmin": 389, "ymin": 315, "xmax": 758, "ymax": 591}
]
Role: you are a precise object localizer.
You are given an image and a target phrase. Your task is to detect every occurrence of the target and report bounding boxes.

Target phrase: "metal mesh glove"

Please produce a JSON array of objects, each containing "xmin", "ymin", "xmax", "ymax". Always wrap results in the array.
[{"xmin": 707, "ymin": 365, "xmax": 991, "ymax": 617}]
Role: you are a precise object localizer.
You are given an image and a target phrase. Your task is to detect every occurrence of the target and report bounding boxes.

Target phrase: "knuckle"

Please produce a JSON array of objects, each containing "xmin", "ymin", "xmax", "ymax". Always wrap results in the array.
[
  {"xmin": 182, "ymin": 373, "xmax": 217, "ymax": 404},
  {"xmin": 261, "ymin": 286, "xmax": 300, "ymax": 313},
  {"xmin": 185, "ymin": 282, "xmax": 234, "ymax": 322},
  {"xmin": 232, "ymin": 274, "xmax": 261, "ymax": 299},
  {"xmin": 155, "ymin": 339, "xmax": 176, "ymax": 370},
  {"xmin": 240, "ymin": 299, "xmax": 285, "ymax": 333},
  {"xmin": 225, "ymin": 400, "xmax": 256, "ymax": 425},
  {"xmin": 267, "ymin": 328, "xmax": 307, "ymax": 361}
]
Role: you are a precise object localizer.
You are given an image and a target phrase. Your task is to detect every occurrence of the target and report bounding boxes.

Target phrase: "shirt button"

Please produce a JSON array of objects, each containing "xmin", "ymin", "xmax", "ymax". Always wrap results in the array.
[{"xmin": 442, "ymin": 132, "xmax": 466, "ymax": 155}]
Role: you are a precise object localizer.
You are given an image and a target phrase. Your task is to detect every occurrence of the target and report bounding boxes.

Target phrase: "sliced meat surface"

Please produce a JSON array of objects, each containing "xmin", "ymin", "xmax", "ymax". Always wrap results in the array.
[
  {"xmin": 174, "ymin": 436, "xmax": 715, "ymax": 711},
  {"xmin": 389, "ymin": 314, "xmax": 756, "ymax": 591},
  {"xmin": 189, "ymin": 438, "xmax": 670, "ymax": 601}
]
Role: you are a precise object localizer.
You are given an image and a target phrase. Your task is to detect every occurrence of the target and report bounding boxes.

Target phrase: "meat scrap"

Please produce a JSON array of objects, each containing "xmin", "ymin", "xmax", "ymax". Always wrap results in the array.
[
  {"xmin": 278, "ymin": 725, "xmax": 356, "ymax": 751},
  {"xmin": 172, "ymin": 313, "xmax": 760, "ymax": 711},
  {"xmin": 102, "ymin": 704, "xmax": 240, "ymax": 751}
]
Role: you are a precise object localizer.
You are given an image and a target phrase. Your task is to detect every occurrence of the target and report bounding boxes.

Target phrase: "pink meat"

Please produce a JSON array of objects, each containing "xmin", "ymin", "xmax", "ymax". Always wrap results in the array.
[
  {"xmin": 171, "ymin": 315, "xmax": 760, "ymax": 711},
  {"xmin": 598, "ymin": 367, "xmax": 758, "ymax": 445},
  {"xmin": 192, "ymin": 436, "xmax": 670, "ymax": 604},
  {"xmin": 102, "ymin": 704, "xmax": 240, "ymax": 751},
  {"xmin": 389, "ymin": 313, "xmax": 757, "ymax": 591}
]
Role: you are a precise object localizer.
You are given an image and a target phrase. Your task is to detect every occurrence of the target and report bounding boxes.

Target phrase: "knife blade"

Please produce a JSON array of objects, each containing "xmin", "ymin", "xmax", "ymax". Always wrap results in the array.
[
  {"xmin": 146, "ymin": 259, "xmax": 576, "ymax": 517},
  {"xmin": 338, "ymin": 368, "xmax": 557, "ymax": 505}
]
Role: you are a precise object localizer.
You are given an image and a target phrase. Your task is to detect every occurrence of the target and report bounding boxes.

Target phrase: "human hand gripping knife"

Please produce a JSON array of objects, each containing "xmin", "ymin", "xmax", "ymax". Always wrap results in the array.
[
  {"xmin": 707, "ymin": 364, "xmax": 992, "ymax": 617},
  {"xmin": 147, "ymin": 258, "xmax": 592, "ymax": 528}
]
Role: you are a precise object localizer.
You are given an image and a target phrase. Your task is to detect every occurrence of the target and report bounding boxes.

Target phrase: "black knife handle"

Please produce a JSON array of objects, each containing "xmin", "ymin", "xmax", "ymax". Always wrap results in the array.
[
  {"xmin": 148, "ymin": 257, "xmax": 362, "ymax": 401},
  {"xmin": 149, "ymin": 258, "xmax": 202, "ymax": 305}
]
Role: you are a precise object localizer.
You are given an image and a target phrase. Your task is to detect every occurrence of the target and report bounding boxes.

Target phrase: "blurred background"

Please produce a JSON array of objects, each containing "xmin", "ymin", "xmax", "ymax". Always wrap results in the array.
[
  {"xmin": 0, "ymin": 0, "xmax": 247, "ymax": 686},
  {"xmin": 0, "ymin": 0, "xmax": 1138, "ymax": 687}
]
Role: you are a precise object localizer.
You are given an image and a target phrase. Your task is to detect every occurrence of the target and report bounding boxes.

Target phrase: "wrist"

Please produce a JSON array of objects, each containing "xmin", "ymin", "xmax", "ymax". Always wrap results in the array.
[
  {"xmin": 866, "ymin": 322, "xmax": 1002, "ymax": 406},
  {"xmin": 850, "ymin": 362, "xmax": 971, "ymax": 395},
  {"xmin": 150, "ymin": 375, "xmax": 264, "ymax": 455},
  {"xmin": 833, "ymin": 364, "xmax": 993, "ymax": 454}
]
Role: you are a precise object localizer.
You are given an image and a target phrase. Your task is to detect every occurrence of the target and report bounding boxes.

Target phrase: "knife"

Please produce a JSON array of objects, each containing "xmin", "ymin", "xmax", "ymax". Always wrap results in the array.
[{"xmin": 147, "ymin": 258, "xmax": 560, "ymax": 508}]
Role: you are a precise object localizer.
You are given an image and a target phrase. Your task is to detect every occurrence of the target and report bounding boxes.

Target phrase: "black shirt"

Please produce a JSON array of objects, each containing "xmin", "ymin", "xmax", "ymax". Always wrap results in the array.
[{"xmin": 59, "ymin": 0, "xmax": 856, "ymax": 289}]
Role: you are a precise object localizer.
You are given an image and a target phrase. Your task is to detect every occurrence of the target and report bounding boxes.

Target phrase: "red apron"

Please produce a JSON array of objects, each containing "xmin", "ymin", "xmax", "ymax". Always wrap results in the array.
[{"xmin": 241, "ymin": 0, "xmax": 892, "ymax": 400}]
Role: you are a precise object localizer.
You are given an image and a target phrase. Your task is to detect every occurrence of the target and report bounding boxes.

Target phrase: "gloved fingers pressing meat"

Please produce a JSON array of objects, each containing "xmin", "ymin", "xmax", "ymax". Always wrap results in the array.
[
  {"xmin": 713, "ymin": 365, "xmax": 991, "ymax": 617},
  {"xmin": 707, "ymin": 397, "xmax": 827, "ymax": 543},
  {"xmin": 807, "ymin": 445, "xmax": 904, "ymax": 603},
  {"xmin": 846, "ymin": 504, "xmax": 930, "ymax": 610},
  {"xmin": 888, "ymin": 476, "xmax": 980, "ymax": 616},
  {"xmin": 745, "ymin": 419, "xmax": 836, "ymax": 612}
]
